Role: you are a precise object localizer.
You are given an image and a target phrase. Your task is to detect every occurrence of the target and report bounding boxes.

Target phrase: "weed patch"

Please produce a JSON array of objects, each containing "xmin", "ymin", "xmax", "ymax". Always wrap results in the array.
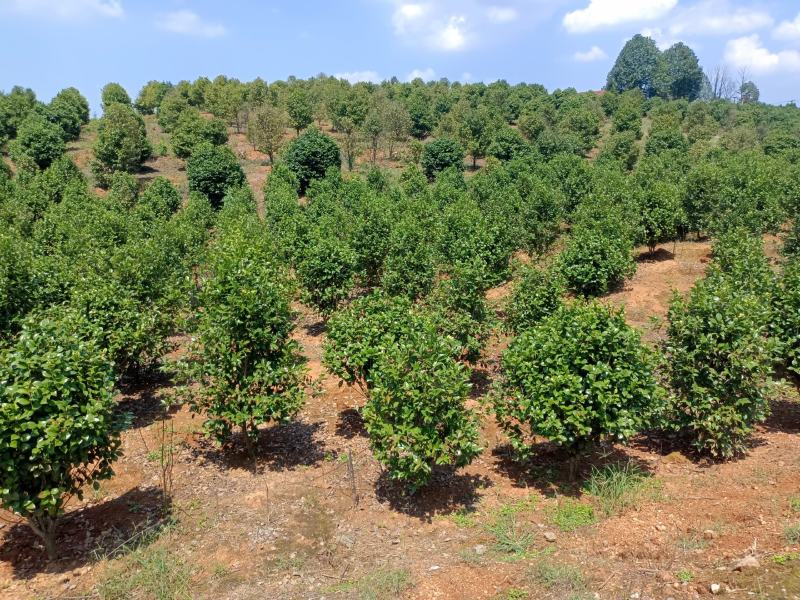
[
  {"xmin": 550, "ymin": 499, "xmax": 596, "ymax": 532},
  {"xmin": 584, "ymin": 462, "xmax": 661, "ymax": 516}
]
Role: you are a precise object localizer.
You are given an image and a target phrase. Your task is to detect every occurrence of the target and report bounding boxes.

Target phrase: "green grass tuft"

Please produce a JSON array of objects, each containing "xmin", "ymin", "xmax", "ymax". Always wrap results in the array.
[
  {"xmin": 550, "ymin": 499, "xmax": 596, "ymax": 532},
  {"xmin": 584, "ymin": 461, "xmax": 661, "ymax": 516}
]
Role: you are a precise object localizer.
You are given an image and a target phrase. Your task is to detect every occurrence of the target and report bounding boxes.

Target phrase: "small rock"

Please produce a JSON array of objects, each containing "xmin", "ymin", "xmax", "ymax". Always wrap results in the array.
[
  {"xmin": 733, "ymin": 556, "xmax": 760, "ymax": 571},
  {"xmin": 544, "ymin": 531, "xmax": 557, "ymax": 543},
  {"xmin": 656, "ymin": 524, "xmax": 667, "ymax": 532},
  {"xmin": 703, "ymin": 529, "xmax": 718, "ymax": 540},
  {"xmin": 710, "ymin": 583, "xmax": 721, "ymax": 595},
  {"xmin": 473, "ymin": 544, "xmax": 487, "ymax": 555},
  {"xmin": 429, "ymin": 565, "xmax": 440, "ymax": 571}
]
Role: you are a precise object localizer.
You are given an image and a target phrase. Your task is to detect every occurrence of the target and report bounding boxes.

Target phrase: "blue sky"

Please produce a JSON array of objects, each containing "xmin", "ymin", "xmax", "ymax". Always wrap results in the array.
[{"xmin": 1, "ymin": 0, "xmax": 799, "ymax": 113}]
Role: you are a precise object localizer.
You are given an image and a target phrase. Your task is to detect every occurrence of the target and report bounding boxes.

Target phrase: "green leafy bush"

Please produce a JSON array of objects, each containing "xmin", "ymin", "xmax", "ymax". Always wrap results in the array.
[
  {"xmin": 282, "ymin": 127, "xmax": 341, "ymax": 194},
  {"xmin": 179, "ymin": 234, "xmax": 306, "ymax": 452},
  {"xmin": 48, "ymin": 87, "xmax": 89, "ymax": 140},
  {"xmin": 427, "ymin": 260, "xmax": 493, "ymax": 362},
  {"xmin": 494, "ymin": 301, "xmax": 661, "ymax": 460},
  {"xmin": 0, "ymin": 314, "xmax": 120, "ymax": 558},
  {"xmin": 186, "ymin": 143, "xmax": 246, "ymax": 208},
  {"xmin": 138, "ymin": 176, "xmax": 182, "ymax": 220},
  {"xmin": 324, "ymin": 292, "xmax": 480, "ymax": 489},
  {"xmin": 505, "ymin": 265, "xmax": 563, "ymax": 334},
  {"xmin": 0, "ymin": 229, "xmax": 34, "ymax": 336},
  {"xmin": 637, "ymin": 180, "xmax": 682, "ymax": 253},
  {"xmin": 664, "ymin": 273, "xmax": 776, "ymax": 458},
  {"xmin": 558, "ymin": 228, "xmax": 635, "ymax": 296},
  {"xmin": 421, "ymin": 138, "xmax": 465, "ymax": 180},
  {"xmin": 10, "ymin": 113, "xmax": 66, "ymax": 169},
  {"xmin": 296, "ymin": 235, "xmax": 358, "ymax": 316},
  {"xmin": 171, "ymin": 109, "xmax": 228, "ymax": 159},
  {"xmin": 775, "ymin": 258, "xmax": 800, "ymax": 375},
  {"xmin": 101, "ymin": 82, "xmax": 131, "ymax": 110},
  {"xmin": 381, "ymin": 215, "xmax": 437, "ymax": 299},
  {"xmin": 91, "ymin": 103, "xmax": 152, "ymax": 187}
]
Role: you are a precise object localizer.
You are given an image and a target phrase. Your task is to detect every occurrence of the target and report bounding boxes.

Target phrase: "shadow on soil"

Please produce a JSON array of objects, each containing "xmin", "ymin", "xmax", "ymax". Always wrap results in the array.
[
  {"xmin": 636, "ymin": 248, "xmax": 675, "ymax": 263},
  {"xmin": 115, "ymin": 371, "xmax": 179, "ymax": 430},
  {"xmin": 0, "ymin": 486, "xmax": 166, "ymax": 579},
  {"xmin": 335, "ymin": 408, "xmax": 367, "ymax": 439},
  {"xmin": 191, "ymin": 420, "xmax": 329, "ymax": 472},
  {"xmin": 763, "ymin": 396, "xmax": 800, "ymax": 434},
  {"xmin": 491, "ymin": 442, "xmax": 656, "ymax": 497},
  {"xmin": 376, "ymin": 470, "xmax": 492, "ymax": 523}
]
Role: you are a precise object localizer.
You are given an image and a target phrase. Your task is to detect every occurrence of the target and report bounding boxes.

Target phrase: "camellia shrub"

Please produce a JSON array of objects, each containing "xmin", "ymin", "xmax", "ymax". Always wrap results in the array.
[
  {"xmin": 774, "ymin": 257, "xmax": 800, "ymax": 375},
  {"xmin": 282, "ymin": 127, "xmax": 341, "ymax": 194},
  {"xmin": 0, "ymin": 314, "xmax": 120, "ymax": 559},
  {"xmin": 427, "ymin": 260, "xmax": 492, "ymax": 362},
  {"xmin": 171, "ymin": 109, "xmax": 228, "ymax": 159},
  {"xmin": 421, "ymin": 137, "xmax": 465, "ymax": 180},
  {"xmin": 137, "ymin": 176, "xmax": 182, "ymax": 220},
  {"xmin": 324, "ymin": 292, "xmax": 480, "ymax": 490},
  {"xmin": 186, "ymin": 143, "xmax": 246, "ymax": 208},
  {"xmin": 179, "ymin": 233, "xmax": 306, "ymax": 454},
  {"xmin": 558, "ymin": 228, "xmax": 635, "ymax": 296},
  {"xmin": 296, "ymin": 234, "xmax": 358, "ymax": 316},
  {"xmin": 10, "ymin": 113, "xmax": 66, "ymax": 170},
  {"xmin": 381, "ymin": 215, "xmax": 437, "ymax": 300},
  {"xmin": 664, "ymin": 272, "xmax": 776, "ymax": 458},
  {"xmin": 494, "ymin": 301, "xmax": 661, "ymax": 469},
  {"xmin": 505, "ymin": 265, "xmax": 563, "ymax": 334},
  {"xmin": 0, "ymin": 229, "xmax": 34, "ymax": 336},
  {"xmin": 91, "ymin": 103, "xmax": 152, "ymax": 187}
]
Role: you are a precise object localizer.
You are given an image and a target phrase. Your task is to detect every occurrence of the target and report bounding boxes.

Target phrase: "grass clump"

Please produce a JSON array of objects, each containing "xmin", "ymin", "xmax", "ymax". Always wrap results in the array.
[
  {"xmin": 529, "ymin": 560, "xmax": 588, "ymax": 596},
  {"xmin": 550, "ymin": 499, "xmax": 596, "ymax": 532},
  {"xmin": 486, "ymin": 515, "xmax": 536, "ymax": 558},
  {"xmin": 785, "ymin": 524, "xmax": 800, "ymax": 545},
  {"xmin": 327, "ymin": 568, "xmax": 412, "ymax": 599},
  {"xmin": 676, "ymin": 569, "xmax": 693, "ymax": 583},
  {"xmin": 790, "ymin": 497, "xmax": 800, "ymax": 513},
  {"xmin": 584, "ymin": 461, "xmax": 661, "ymax": 516},
  {"xmin": 97, "ymin": 547, "xmax": 191, "ymax": 600}
]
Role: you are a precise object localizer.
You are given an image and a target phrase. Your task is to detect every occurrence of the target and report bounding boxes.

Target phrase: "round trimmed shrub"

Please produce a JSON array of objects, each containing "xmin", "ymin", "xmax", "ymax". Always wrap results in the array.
[
  {"xmin": 186, "ymin": 143, "xmax": 246, "ymax": 208},
  {"xmin": 171, "ymin": 109, "xmax": 228, "ymax": 159},
  {"xmin": 91, "ymin": 103, "xmax": 151, "ymax": 187},
  {"xmin": 101, "ymin": 82, "xmax": 131, "ymax": 110},
  {"xmin": 494, "ymin": 301, "xmax": 662, "ymax": 460},
  {"xmin": 138, "ymin": 176, "xmax": 182, "ymax": 220},
  {"xmin": 421, "ymin": 138, "xmax": 464, "ymax": 180},
  {"xmin": 282, "ymin": 127, "xmax": 340, "ymax": 194},
  {"xmin": 505, "ymin": 265, "xmax": 563, "ymax": 333},
  {"xmin": 664, "ymin": 273, "xmax": 776, "ymax": 458},
  {"xmin": 324, "ymin": 292, "xmax": 480, "ymax": 490},
  {"xmin": 180, "ymin": 235, "xmax": 306, "ymax": 451},
  {"xmin": 11, "ymin": 113, "xmax": 65, "ymax": 169},
  {"xmin": 0, "ymin": 313, "xmax": 120, "ymax": 558},
  {"xmin": 558, "ymin": 229, "xmax": 635, "ymax": 296}
]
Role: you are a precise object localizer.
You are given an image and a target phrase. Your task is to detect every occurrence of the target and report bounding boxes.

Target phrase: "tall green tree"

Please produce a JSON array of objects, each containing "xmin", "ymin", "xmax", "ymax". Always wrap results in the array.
[
  {"xmin": 287, "ymin": 88, "xmax": 314, "ymax": 135},
  {"xmin": 654, "ymin": 43, "xmax": 703, "ymax": 100},
  {"xmin": 606, "ymin": 34, "xmax": 662, "ymax": 98},
  {"xmin": 247, "ymin": 104, "xmax": 287, "ymax": 164},
  {"xmin": 91, "ymin": 103, "xmax": 152, "ymax": 187}
]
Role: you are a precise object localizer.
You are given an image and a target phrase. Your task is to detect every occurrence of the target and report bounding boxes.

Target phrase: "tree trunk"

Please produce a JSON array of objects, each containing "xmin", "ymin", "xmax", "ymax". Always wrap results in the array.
[{"xmin": 29, "ymin": 515, "xmax": 58, "ymax": 560}]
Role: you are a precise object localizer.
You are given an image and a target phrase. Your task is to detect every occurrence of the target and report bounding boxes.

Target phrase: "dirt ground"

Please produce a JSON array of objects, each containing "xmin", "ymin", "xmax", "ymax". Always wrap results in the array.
[{"xmin": 1, "ymin": 237, "xmax": 799, "ymax": 600}]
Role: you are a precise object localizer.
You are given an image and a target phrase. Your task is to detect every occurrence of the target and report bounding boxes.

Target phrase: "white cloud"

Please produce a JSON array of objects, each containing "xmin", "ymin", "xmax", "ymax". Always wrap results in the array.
[
  {"xmin": 641, "ymin": 27, "xmax": 680, "ymax": 50},
  {"xmin": 774, "ymin": 13, "xmax": 800, "ymax": 41},
  {"xmin": 392, "ymin": 3, "xmax": 428, "ymax": 33},
  {"xmin": 390, "ymin": 1, "xmax": 471, "ymax": 51},
  {"xmin": 573, "ymin": 45, "xmax": 607, "ymax": 62},
  {"xmin": 487, "ymin": 6, "xmax": 517, "ymax": 24},
  {"xmin": 157, "ymin": 10, "xmax": 226, "ymax": 38},
  {"xmin": 0, "ymin": 0, "xmax": 123, "ymax": 20},
  {"xmin": 668, "ymin": 1, "xmax": 772, "ymax": 36},
  {"xmin": 334, "ymin": 70, "xmax": 382, "ymax": 84},
  {"xmin": 563, "ymin": 0, "xmax": 677, "ymax": 33},
  {"xmin": 724, "ymin": 34, "xmax": 800, "ymax": 73},
  {"xmin": 437, "ymin": 16, "xmax": 467, "ymax": 50},
  {"xmin": 406, "ymin": 67, "xmax": 436, "ymax": 82},
  {"xmin": 461, "ymin": 71, "xmax": 474, "ymax": 82}
]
